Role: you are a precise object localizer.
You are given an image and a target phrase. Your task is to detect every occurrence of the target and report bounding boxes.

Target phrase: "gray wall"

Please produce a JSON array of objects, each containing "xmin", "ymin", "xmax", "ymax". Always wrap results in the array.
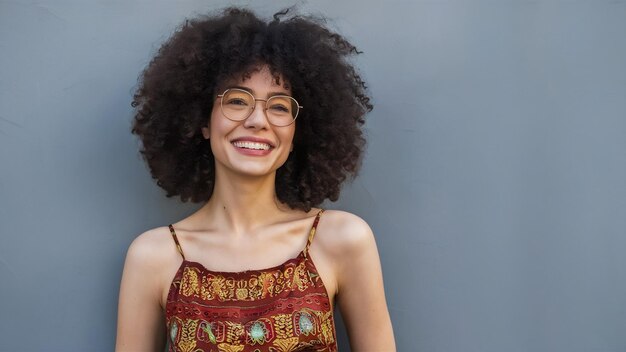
[{"xmin": 1, "ymin": 1, "xmax": 625, "ymax": 351}]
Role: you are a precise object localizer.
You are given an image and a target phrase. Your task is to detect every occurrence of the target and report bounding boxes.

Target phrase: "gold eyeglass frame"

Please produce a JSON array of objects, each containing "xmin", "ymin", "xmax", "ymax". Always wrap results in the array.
[{"xmin": 216, "ymin": 88, "xmax": 303, "ymax": 127}]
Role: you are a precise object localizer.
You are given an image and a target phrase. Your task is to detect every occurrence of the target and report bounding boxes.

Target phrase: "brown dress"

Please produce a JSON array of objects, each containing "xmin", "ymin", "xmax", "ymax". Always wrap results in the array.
[{"xmin": 165, "ymin": 209, "xmax": 338, "ymax": 352}]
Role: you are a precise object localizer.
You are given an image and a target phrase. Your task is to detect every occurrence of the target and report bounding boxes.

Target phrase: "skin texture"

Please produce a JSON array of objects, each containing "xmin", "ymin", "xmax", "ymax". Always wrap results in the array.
[{"xmin": 116, "ymin": 69, "xmax": 395, "ymax": 351}]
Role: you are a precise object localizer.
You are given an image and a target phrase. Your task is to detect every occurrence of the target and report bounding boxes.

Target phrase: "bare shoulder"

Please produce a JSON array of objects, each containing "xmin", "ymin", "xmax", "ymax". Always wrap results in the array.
[
  {"xmin": 124, "ymin": 226, "xmax": 180, "ymax": 271},
  {"xmin": 117, "ymin": 226, "xmax": 176, "ymax": 349},
  {"xmin": 315, "ymin": 209, "xmax": 376, "ymax": 256},
  {"xmin": 317, "ymin": 210, "xmax": 396, "ymax": 350}
]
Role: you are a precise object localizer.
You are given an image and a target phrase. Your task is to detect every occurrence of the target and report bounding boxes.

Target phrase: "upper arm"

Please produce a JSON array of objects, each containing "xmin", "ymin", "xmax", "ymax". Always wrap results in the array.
[
  {"xmin": 116, "ymin": 231, "xmax": 168, "ymax": 352},
  {"xmin": 333, "ymin": 214, "xmax": 396, "ymax": 351}
]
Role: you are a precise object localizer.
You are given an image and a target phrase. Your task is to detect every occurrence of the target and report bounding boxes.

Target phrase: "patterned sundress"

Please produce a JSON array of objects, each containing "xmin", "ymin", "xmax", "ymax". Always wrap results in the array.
[{"xmin": 165, "ymin": 209, "xmax": 338, "ymax": 352}]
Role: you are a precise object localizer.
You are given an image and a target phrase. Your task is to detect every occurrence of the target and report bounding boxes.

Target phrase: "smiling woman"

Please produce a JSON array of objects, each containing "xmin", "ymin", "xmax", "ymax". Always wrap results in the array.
[
  {"xmin": 116, "ymin": 7, "xmax": 396, "ymax": 352},
  {"xmin": 202, "ymin": 67, "xmax": 297, "ymax": 178}
]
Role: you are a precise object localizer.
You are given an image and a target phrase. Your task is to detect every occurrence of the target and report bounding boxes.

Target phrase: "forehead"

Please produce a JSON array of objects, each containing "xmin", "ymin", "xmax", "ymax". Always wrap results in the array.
[{"xmin": 220, "ymin": 66, "xmax": 291, "ymax": 94}]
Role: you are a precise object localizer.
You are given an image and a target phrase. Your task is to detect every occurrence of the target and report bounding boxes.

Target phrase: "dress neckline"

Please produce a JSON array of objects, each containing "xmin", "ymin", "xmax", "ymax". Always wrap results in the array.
[
  {"xmin": 167, "ymin": 209, "xmax": 325, "ymax": 276},
  {"xmin": 176, "ymin": 249, "xmax": 308, "ymax": 276}
]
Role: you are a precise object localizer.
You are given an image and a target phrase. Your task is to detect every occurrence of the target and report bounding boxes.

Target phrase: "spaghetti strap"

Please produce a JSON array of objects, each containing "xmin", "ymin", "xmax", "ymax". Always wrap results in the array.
[
  {"xmin": 168, "ymin": 224, "xmax": 186, "ymax": 260},
  {"xmin": 303, "ymin": 209, "xmax": 324, "ymax": 258}
]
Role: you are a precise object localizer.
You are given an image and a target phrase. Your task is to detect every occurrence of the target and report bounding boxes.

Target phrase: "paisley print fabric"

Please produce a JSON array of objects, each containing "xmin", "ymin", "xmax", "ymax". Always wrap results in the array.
[{"xmin": 165, "ymin": 210, "xmax": 338, "ymax": 352}]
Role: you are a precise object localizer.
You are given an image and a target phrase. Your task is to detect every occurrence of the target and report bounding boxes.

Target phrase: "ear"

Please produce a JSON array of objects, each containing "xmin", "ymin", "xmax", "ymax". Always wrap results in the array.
[{"xmin": 201, "ymin": 125, "xmax": 210, "ymax": 139}]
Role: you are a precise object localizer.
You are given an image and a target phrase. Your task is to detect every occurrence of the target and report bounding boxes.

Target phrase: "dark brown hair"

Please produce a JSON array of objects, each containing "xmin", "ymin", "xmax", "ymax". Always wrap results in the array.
[{"xmin": 131, "ymin": 7, "xmax": 371, "ymax": 211}]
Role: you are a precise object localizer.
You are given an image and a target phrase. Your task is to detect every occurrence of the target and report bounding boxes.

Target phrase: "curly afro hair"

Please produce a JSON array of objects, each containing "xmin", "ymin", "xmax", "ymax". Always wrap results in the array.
[{"xmin": 131, "ymin": 7, "xmax": 372, "ymax": 211}]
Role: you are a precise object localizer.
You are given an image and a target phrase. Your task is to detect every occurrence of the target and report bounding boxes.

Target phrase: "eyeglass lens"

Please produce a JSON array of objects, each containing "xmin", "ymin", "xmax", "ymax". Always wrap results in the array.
[{"xmin": 220, "ymin": 89, "xmax": 299, "ymax": 126}]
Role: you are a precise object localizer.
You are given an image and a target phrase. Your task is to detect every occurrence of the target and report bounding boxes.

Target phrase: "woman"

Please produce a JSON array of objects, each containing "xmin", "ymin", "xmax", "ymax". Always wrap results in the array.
[{"xmin": 116, "ymin": 7, "xmax": 395, "ymax": 352}]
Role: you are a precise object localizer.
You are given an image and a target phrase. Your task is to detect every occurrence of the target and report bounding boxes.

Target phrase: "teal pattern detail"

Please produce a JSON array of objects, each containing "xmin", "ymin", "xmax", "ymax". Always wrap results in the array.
[
  {"xmin": 299, "ymin": 313, "xmax": 314, "ymax": 335},
  {"xmin": 200, "ymin": 321, "xmax": 217, "ymax": 344},
  {"xmin": 249, "ymin": 321, "xmax": 266, "ymax": 344},
  {"xmin": 170, "ymin": 321, "xmax": 178, "ymax": 343}
]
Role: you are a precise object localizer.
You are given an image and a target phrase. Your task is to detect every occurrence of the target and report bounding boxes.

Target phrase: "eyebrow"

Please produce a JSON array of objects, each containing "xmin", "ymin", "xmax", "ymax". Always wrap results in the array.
[{"xmin": 229, "ymin": 85, "xmax": 292, "ymax": 98}]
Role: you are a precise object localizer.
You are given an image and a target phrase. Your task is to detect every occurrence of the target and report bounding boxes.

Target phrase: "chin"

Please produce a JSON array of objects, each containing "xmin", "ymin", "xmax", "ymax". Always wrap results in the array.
[
  {"xmin": 225, "ymin": 161, "xmax": 280, "ymax": 177},
  {"xmin": 227, "ymin": 155, "xmax": 289, "ymax": 175}
]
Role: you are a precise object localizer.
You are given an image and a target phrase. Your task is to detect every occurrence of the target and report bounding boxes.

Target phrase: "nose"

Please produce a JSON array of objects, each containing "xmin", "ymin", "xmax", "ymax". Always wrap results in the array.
[{"xmin": 242, "ymin": 100, "xmax": 270, "ymax": 129}]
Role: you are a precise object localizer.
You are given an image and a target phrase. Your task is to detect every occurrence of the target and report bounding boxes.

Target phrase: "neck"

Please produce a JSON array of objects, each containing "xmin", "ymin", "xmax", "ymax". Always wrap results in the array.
[{"xmin": 198, "ymin": 167, "xmax": 290, "ymax": 236}]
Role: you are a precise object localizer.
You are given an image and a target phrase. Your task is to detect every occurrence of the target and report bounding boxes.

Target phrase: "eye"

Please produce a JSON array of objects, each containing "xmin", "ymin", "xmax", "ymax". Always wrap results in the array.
[
  {"xmin": 268, "ymin": 103, "xmax": 290, "ymax": 113},
  {"xmin": 222, "ymin": 90, "xmax": 253, "ymax": 108},
  {"xmin": 225, "ymin": 97, "xmax": 249, "ymax": 106},
  {"xmin": 267, "ymin": 97, "xmax": 292, "ymax": 114}
]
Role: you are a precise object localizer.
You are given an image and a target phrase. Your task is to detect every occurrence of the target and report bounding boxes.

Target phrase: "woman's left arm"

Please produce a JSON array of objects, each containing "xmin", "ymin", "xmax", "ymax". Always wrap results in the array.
[{"xmin": 334, "ymin": 215, "xmax": 396, "ymax": 351}]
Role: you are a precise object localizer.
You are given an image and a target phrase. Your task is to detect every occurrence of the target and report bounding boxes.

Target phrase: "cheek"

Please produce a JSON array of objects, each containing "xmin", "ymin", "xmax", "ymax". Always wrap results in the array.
[
  {"xmin": 208, "ymin": 111, "xmax": 232, "ymax": 140},
  {"xmin": 209, "ymin": 120, "xmax": 229, "ymax": 153},
  {"xmin": 282, "ymin": 125, "xmax": 296, "ymax": 145}
]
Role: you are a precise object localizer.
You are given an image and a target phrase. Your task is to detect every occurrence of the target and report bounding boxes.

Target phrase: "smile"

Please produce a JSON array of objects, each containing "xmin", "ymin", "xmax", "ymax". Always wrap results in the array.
[{"xmin": 232, "ymin": 141, "xmax": 272, "ymax": 150}]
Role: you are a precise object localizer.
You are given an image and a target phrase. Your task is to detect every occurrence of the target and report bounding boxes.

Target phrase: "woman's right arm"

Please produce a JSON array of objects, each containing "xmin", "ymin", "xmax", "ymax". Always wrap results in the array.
[{"xmin": 116, "ymin": 232, "xmax": 167, "ymax": 351}]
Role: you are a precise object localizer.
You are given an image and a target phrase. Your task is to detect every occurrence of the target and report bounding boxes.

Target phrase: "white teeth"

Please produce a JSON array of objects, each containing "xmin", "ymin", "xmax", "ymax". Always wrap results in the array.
[{"xmin": 232, "ymin": 141, "xmax": 271, "ymax": 150}]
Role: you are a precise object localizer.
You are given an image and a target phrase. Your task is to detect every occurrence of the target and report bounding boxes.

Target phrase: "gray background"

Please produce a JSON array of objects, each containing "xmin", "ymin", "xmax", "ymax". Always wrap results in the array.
[{"xmin": 1, "ymin": 0, "xmax": 625, "ymax": 351}]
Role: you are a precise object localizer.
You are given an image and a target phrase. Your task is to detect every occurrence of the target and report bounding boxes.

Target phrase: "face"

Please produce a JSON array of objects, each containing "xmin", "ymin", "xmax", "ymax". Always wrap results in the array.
[{"xmin": 201, "ymin": 66, "xmax": 296, "ymax": 178}]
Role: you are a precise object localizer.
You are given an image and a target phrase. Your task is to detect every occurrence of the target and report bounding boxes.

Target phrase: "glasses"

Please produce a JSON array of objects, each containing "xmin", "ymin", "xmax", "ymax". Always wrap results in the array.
[{"xmin": 216, "ymin": 88, "xmax": 303, "ymax": 127}]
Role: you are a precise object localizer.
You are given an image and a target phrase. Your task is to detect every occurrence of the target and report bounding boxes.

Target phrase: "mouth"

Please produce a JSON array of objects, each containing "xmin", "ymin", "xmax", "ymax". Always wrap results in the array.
[
  {"xmin": 230, "ymin": 136, "xmax": 276, "ymax": 152},
  {"xmin": 231, "ymin": 140, "xmax": 273, "ymax": 151}
]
